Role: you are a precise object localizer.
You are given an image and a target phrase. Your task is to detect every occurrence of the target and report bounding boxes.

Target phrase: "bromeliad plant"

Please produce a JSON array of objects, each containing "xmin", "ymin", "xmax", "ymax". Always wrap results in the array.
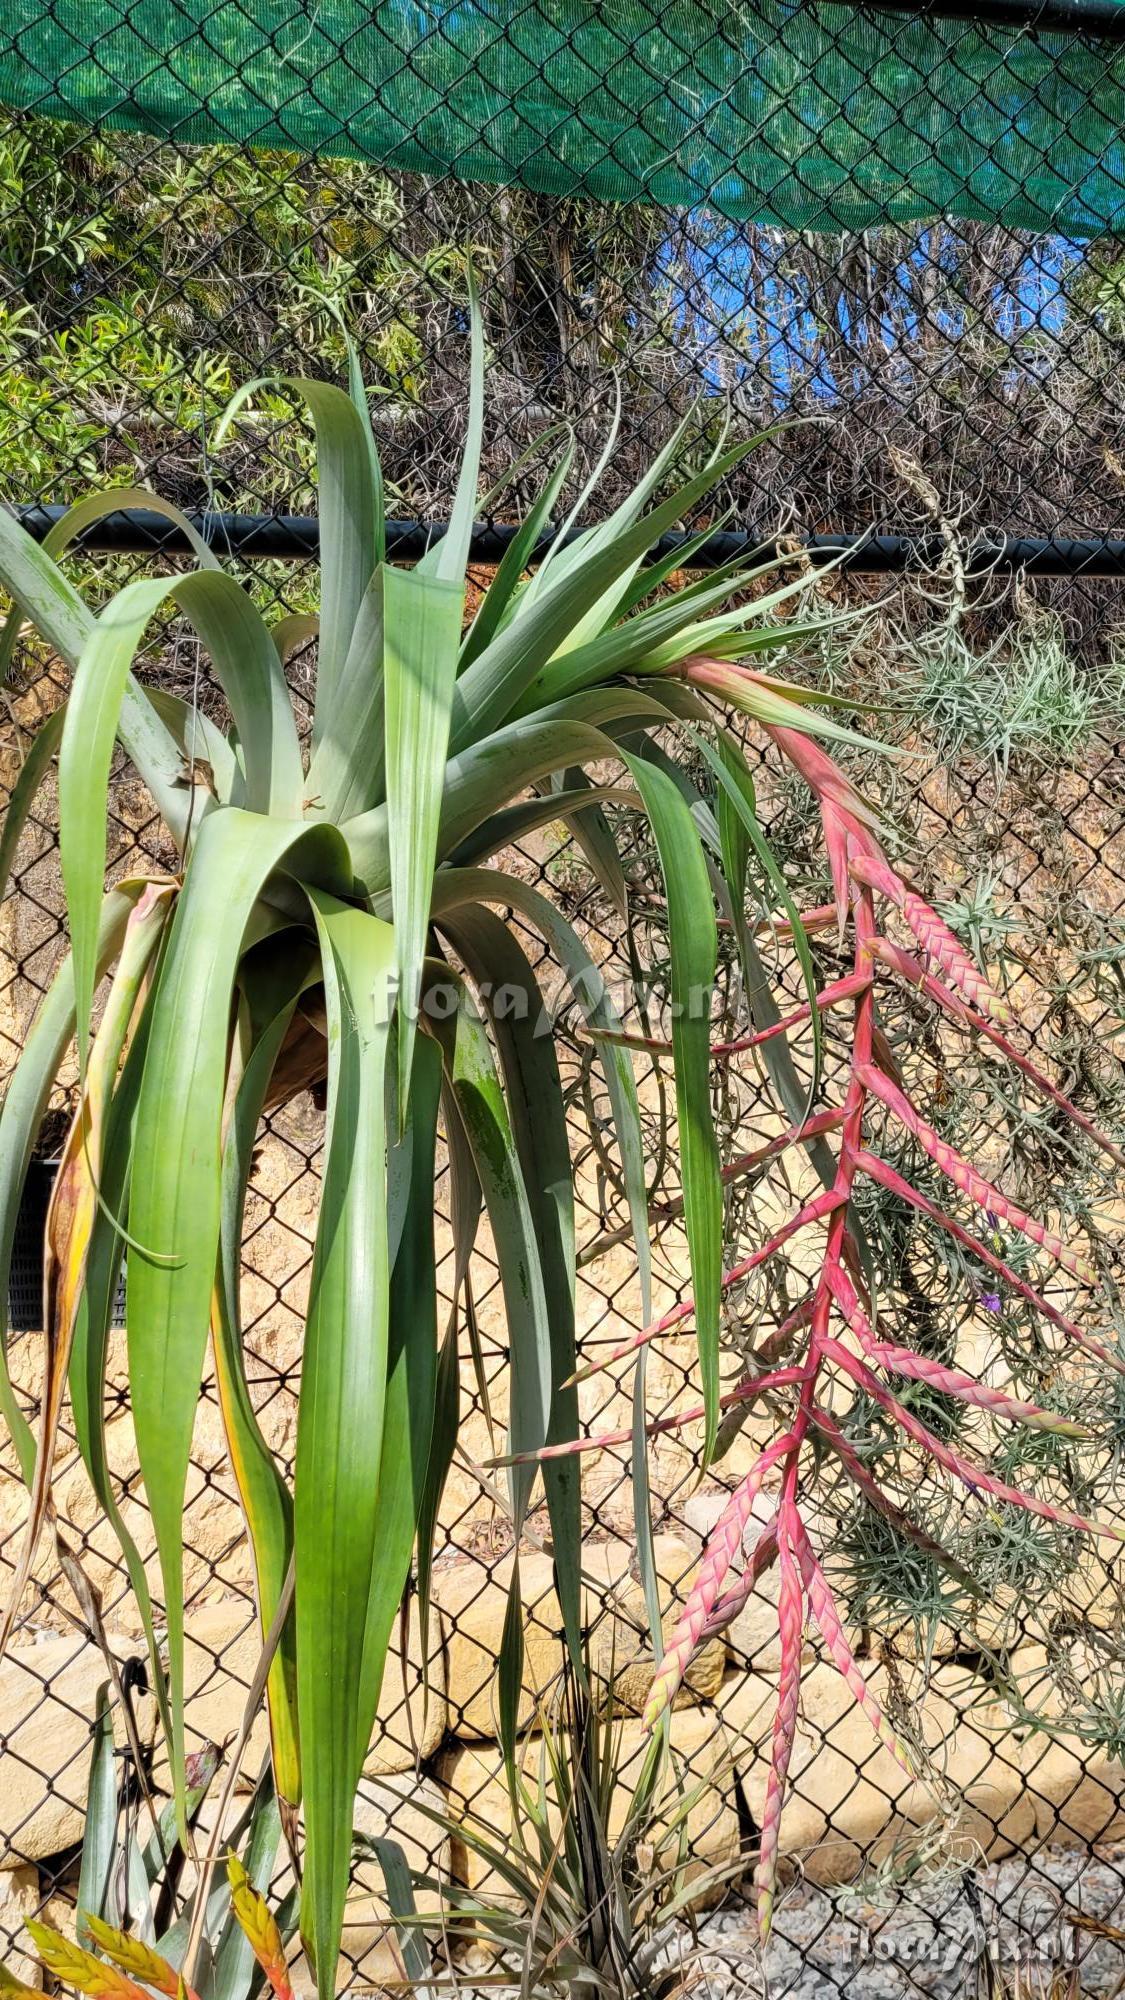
[
  {"xmin": 1, "ymin": 1684, "xmax": 296, "ymax": 2000},
  {"xmin": 364, "ymin": 1651, "xmax": 742, "ymax": 1999},
  {"xmin": 0, "ymin": 300, "xmax": 876, "ymax": 1992},
  {"xmin": 547, "ymin": 723, "xmax": 1125, "ymax": 1939}
]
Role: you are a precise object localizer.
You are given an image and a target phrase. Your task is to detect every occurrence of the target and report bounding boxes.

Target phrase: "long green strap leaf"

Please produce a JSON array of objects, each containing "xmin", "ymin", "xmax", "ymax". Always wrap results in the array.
[
  {"xmin": 382, "ymin": 564, "xmax": 465, "ymax": 1114},
  {"xmin": 217, "ymin": 375, "xmax": 376, "ymax": 756},
  {"xmin": 447, "ymin": 784, "xmax": 634, "ymax": 872},
  {"xmin": 415, "ymin": 1308, "xmax": 460, "ymax": 1679},
  {"xmin": 437, "ymin": 908, "xmax": 582, "ymax": 1668},
  {"xmin": 0, "ymin": 884, "xmax": 143, "ymax": 1484},
  {"xmin": 1, "ymin": 883, "xmax": 173, "ymax": 1664},
  {"xmin": 76, "ymin": 1683, "xmax": 116, "ymax": 1930},
  {"xmin": 0, "ymin": 702, "xmax": 65, "ymax": 910},
  {"xmin": 345, "ymin": 685, "xmax": 679, "ymax": 896},
  {"xmin": 371, "ymin": 1839, "xmax": 436, "ymax": 1995},
  {"xmin": 623, "ymin": 753, "xmax": 723, "ymax": 1464},
  {"xmin": 516, "ymin": 562, "xmax": 778, "ymax": 713},
  {"xmin": 60, "ymin": 573, "xmax": 304, "ymax": 1069},
  {"xmin": 430, "ymin": 980, "xmax": 551, "ymax": 1534},
  {"xmin": 700, "ymin": 730, "xmax": 822, "ymax": 1116},
  {"xmin": 142, "ymin": 687, "xmax": 240, "ymax": 806},
  {"xmin": 344, "ymin": 335, "xmax": 386, "ymax": 568},
  {"xmin": 295, "ymin": 892, "xmax": 395, "ymax": 1996},
  {"xmin": 417, "ymin": 268, "xmax": 483, "ymax": 590},
  {"xmin": 356, "ymin": 1032, "xmax": 442, "ymax": 1775},
  {"xmin": 450, "ymin": 439, "xmax": 755, "ymax": 749},
  {"xmin": 458, "ymin": 440, "xmax": 573, "ymax": 672},
  {"xmin": 519, "ymin": 398, "xmax": 699, "ymax": 621},
  {"xmin": 546, "ymin": 767, "xmax": 629, "ymax": 918},
  {"xmin": 213, "ymin": 959, "xmax": 314, "ymax": 1810},
  {"xmin": 0, "ymin": 506, "xmax": 189, "ymax": 844},
  {"xmin": 68, "ymin": 987, "xmax": 175, "ymax": 1762},
  {"xmin": 128, "ymin": 811, "xmax": 350, "ymax": 1835},
  {"xmin": 430, "ymin": 867, "xmax": 650, "ymax": 1329},
  {"xmin": 305, "ymin": 570, "xmax": 384, "ymax": 824},
  {"xmin": 0, "ymin": 481, "xmax": 221, "ymax": 677}
]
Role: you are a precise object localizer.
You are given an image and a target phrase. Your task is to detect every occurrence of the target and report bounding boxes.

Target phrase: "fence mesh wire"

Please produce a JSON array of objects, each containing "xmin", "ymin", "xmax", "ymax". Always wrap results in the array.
[{"xmin": 3, "ymin": 11, "xmax": 1125, "ymax": 1994}]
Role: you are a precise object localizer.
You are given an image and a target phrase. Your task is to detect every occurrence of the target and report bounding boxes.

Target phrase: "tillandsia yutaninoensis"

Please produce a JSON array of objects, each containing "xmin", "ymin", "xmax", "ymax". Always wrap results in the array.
[{"xmin": 0, "ymin": 290, "xmax": 915, "ymax": 1989}]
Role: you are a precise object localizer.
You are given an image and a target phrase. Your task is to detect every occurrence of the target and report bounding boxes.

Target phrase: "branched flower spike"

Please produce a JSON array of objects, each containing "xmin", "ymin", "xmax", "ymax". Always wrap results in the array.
[{"xmin": 604, "ymin": 701, "xmax": 1124, "ymax": 1937}]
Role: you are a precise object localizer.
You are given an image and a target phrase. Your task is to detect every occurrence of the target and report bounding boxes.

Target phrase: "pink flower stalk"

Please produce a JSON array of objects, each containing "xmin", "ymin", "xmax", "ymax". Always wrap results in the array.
[
  {"xmin": 567, "ymin": 1187, "xmax": 844, "ymax": 1387},
  {"xmin": 604, "ymin": 718, "xmax": 1120, "ymax": 1939},
  {"xmin": 488, "ymin": 1366, "xmax": 805, "ymax": 1467},
  {"xmin": 855, "ymin": 1148, "xmax": 1123, "ymax": 1375},
  {"xmin": 788, "ymin": 1508, "xmax": 914, "ymax": 1775},
  {"xmin": 809, "ymin": 1403, "xmax": 977, "ymax": 1581},
  {"xmin": 826, "ymin": 1263, "xmax": 1083, "ymax": 1435},
  {"xmin": 860, "ymin": 1060, "xmax": 1097, "ymax": 1286},
  {"xmin": 700, "ymin": 1514, "xmax": 779, "ymax": 1639},
  {"xmin": 718, "ymin": 1108, "xmax": 845, "ymax": 1183},
  {"xmin": 756, "ymin": 1296, "xmax": 816, "ymax": 1366},
  {"xmin": 756, "ymin": 1526, "xmax": 804, "ymax": 1940},
  {"xmin": 820, "ymin": 1334, "xmax": 1123, "ymax": 1544},
  {"xmin": 848, "ymin": 851, "xmax": 1014, "ymax": 1028},
  {"xmin": 760, "ymin": 721, "xmax": 882, "ymax": 932},
  {"xmin": 870, "ymin": 935, "xmax": 1125, "ymax": 1173},
  {"xmin": 711, "ymin": 975, "xmax": 871, "ymax": 1058},
  {"xmin": 861, "ymin": 1339, "xmax": 1085, "ymax": 1436},
  {"xmin": 641, "ymin": 1432, "xmax": 797, "ymax": 1728}
]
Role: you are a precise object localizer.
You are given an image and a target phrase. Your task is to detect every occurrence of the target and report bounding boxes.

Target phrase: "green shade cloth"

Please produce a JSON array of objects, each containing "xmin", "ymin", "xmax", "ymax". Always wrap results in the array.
[{"xmin": 3, "ymin": 0, "xmax": 1125, "ymax": 233}]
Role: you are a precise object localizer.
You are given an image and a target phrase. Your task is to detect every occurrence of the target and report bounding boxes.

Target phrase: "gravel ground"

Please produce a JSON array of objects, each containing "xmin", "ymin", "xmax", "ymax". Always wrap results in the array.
[
  {"xmin": 659, "ymin": 1846, "xmax": 1125, "ymax": 1998},
  {"xmin": 446, "ymin": 1844, "xmax": 1125, "ymax": 1996}
]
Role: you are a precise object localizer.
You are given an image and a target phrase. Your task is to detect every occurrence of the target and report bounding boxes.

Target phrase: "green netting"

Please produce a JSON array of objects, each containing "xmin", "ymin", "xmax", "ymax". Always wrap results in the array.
[{"xmin": 3, "ymin": 0, "xmax": 1125, "ymax": 234}]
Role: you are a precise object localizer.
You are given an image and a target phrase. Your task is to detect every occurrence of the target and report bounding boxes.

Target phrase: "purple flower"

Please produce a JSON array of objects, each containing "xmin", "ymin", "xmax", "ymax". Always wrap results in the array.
[
  {"xmin": 980, "ymin": 1290, "xmax": 1002, "ymax": 1314},
  {"xmin": 984, "ymin": 1210, "xmax": 1000, "ymax": 1232}
]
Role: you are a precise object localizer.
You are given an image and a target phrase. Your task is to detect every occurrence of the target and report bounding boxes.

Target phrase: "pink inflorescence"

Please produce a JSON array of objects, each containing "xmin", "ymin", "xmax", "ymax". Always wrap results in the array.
[{"xmin": 528, "ymin": 713, "xmax": 1119, "ymax": 1942}]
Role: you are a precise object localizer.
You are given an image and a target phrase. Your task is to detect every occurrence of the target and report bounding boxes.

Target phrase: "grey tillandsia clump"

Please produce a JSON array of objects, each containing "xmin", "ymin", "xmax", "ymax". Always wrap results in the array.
[
  {"xmin": 0, "ymin": 285, "xmax": 875, "ymax": 1992},
  {"xmin": 364, "ymin": 1653, "xmax": 744, "ymax": 1999}
]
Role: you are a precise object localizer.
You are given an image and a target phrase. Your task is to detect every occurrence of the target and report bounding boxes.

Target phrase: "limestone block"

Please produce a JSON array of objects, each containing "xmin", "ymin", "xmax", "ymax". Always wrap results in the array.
[
  {"xmin": 1055, "ymin": 1547, "xmax": 1125, "ymax": 1634},
  {"xmin": 434, "ymin": 1550, "xmax": 565, "ymax": 1742},
  {"xmin": 997, "ymin": 1641, "xmax": 1125, "ymax": 1847},
  {"xmin": 147, "ymin": 1598, "xmax": 270, "ymax": 1792},
  {"xmin": 1022, "ymin": 1734, "xmax": 1125, "ymax": 1846},
  {"xmin": 0, "ymin": 1864, "xmax": 43, "ymax": 1983},
  {"xmin": 340, "ymin": 1775, "xmax": 451, "ymax": 1985},
  {"xmin": 363, "ymin": 1602, "xmax": 448, "ymax": 1776},
  {"xmin": 440, "ymin": 1705, "xmax": 741, "ymax": 1913},
  {"xmin": 149, "ymin": 1596, "xmax": 447, "ymax": 1793},
  {"xmin": 435, "ymin": 1538, "xmax": 725, "ymax": 1741},
  {"xmin": 0, "ymin": 1634, "xmax": 155, "ymax": 1861},
  {"xmin": 580, "ymin": 1535, "xmax": 727, "ymax": 1712},
  {"xmin": 717, "ymin": 1651, "xmax": 1039, "ymax": 1888}
]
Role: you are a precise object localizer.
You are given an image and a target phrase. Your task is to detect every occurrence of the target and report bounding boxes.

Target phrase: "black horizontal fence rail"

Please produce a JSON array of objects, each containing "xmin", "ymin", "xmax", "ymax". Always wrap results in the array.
[
  {"xmin": 863, "ymin": 0, "xmax": 1125, "ymax": 41},
  {"xmin": 14, "ymin": 504, "xmax": 1125, "ymax": 577}
]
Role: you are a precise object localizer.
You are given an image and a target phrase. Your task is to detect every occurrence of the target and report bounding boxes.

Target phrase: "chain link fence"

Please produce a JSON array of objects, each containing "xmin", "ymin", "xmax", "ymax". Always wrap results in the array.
[{"xmin": 3, "ymin": 4, "xmax": 1125, "ymax": 1991}]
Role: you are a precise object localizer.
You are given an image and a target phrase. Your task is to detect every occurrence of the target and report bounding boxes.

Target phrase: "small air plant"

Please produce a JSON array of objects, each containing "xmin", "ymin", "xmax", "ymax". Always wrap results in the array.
[
  {"xmin": 364, "ymin": 1650, "xmax": 744, "ymax": 2000},
  {"xmin": 514, "ymin": 715, "xmax": 1125, "ymax": 1942}
]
